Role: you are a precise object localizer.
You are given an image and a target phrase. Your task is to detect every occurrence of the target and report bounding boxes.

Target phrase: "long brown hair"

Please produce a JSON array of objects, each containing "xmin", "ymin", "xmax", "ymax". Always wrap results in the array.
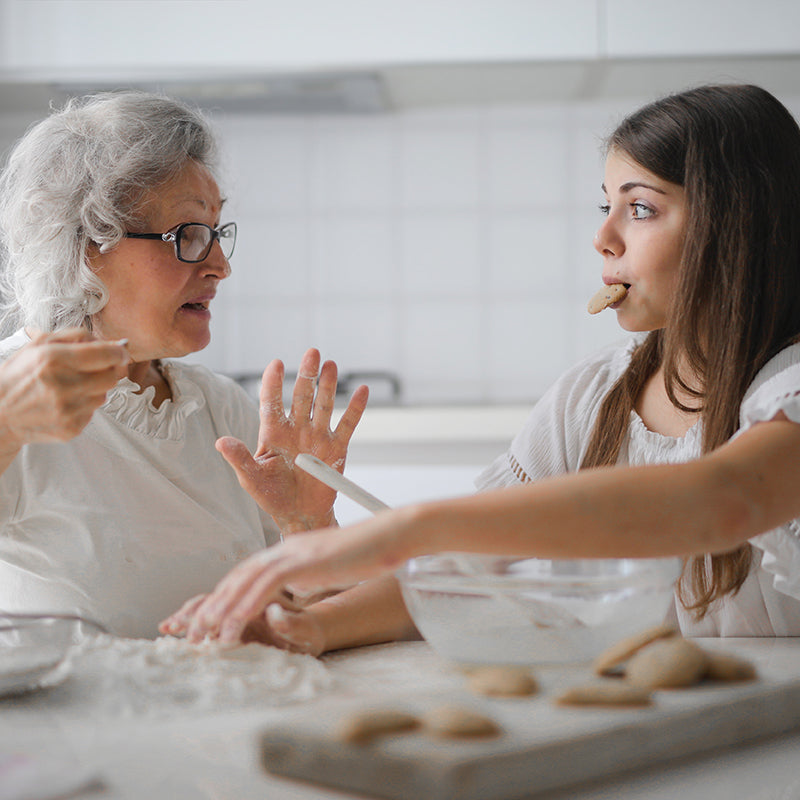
[{"xmin": 580, "ymin": 85, "xmax": 800, "ymax": 616}]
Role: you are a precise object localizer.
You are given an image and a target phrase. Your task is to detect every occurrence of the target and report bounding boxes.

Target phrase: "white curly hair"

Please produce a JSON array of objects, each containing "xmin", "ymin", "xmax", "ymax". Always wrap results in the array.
[{"xmin": 0, "ymin": 90, "xmax": 219, "ymax": 333}]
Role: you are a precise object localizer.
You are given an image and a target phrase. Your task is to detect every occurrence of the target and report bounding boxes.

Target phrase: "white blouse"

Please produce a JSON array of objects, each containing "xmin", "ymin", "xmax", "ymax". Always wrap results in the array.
[
  {"xmin": 0, "ymin": 330, "xmax": 278, "ymax": 638},
  {"xmin": 476, "ymin": 335, "xmax": 800, "ymax": 637}
]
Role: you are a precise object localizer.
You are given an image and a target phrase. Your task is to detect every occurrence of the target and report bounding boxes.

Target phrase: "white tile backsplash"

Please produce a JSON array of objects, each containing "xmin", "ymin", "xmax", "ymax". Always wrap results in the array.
[
  {"xmin": 487, "ymin": 212, "xmax": 571, "ymax": 297},
  {"xmin": 201, "ymin": 100, "xmax": 655, "ymax": 404},
  {"xmin": 311, "ymin": 215, "xmax": 397, "ymax": 299},
  {"xmin": 400, "ymin": 213, "xmax": 482, "ymax": 297}
]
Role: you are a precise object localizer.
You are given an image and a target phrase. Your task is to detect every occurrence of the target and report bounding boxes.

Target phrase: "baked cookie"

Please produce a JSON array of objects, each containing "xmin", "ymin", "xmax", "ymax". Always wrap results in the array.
[
  {"xmin": 704, "ymin": 651, "xmax": 757, "ymax": 683},
  {"xmin": 593, "ymin": 623, "xmax": 678, "ymax": 676},
  {"xmin": 587, "ymin": 283, "xmax": 628, "ymax": 314},
  {"xmin": 555, "ymin": 682, "xmax": 653, "ymax": 707},
  {"xmin": 466, "ymin": 666, "xmax": 538, "ymax": 697},
  {"xmin": 626, "ymin": 638, "xmax": 708, "ymax": 689},
  {"xmin": 421, "ymin": 705, "xmax": 501, "ymax": 739},
  {"xmin": 336, "ymin": 709, "xmax": 420, "ymax": 745}
]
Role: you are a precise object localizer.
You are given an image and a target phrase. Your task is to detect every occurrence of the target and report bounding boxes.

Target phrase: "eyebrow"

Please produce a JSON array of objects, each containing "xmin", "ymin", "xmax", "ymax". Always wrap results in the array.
[
  {"xmin": 169, "ymin": 195, "xmax": 227, "ymax": 213},
  {"xmin": 601, "ymin": 181, "xmax": 667, "ymax": 195}
]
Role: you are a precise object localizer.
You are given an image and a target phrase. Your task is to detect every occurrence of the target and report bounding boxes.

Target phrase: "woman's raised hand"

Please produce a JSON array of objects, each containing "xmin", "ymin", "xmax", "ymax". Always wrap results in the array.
[
  {"xmin": 0, "ymin": 328, "xmax": 129, "ymax": 457},
  {"xmin": 215, "ymin": 348, "xmax": 368, "ymax": 533}
]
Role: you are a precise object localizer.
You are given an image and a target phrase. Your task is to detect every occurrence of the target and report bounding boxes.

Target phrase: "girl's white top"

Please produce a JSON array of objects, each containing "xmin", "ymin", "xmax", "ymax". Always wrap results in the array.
[
  {"xmin": 0, "ymin": 330, "xmax": 278, "ymax": 638},
  {"xmin": 476, "ymin": 336, "xmax": 800, "ymax": 637}
]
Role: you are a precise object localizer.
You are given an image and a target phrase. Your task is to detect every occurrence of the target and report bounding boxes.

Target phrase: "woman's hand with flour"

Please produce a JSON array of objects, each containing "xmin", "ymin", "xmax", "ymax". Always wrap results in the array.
[
  {"xmin": 0, "ymin": 328, "xmax": 129, "ymax": 468},
  {"xmin": 215, "ymin": 348, "xmax": 369, "ymax": 534}
]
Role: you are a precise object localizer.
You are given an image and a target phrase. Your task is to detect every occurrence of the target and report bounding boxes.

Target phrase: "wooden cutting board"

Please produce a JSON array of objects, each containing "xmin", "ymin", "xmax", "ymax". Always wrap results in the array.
[{"xmin": 259, "ymin": 659, "xmax": 800, "ymax": 800}]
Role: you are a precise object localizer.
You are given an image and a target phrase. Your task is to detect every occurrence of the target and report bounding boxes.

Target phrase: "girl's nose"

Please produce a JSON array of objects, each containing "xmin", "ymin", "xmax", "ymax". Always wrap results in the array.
[{"xmin": 593, "ymin": 216, "xmax": 624, "ymax": 257}]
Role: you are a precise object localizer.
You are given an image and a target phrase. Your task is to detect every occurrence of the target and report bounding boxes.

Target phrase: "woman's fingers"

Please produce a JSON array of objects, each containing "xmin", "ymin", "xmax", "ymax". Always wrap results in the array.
[
  {"xmin": 215, "ymin": 436, "xmax": 275, "ymax": 503},
  {"xmin": 334, "ymin": 384, "xmax": 369, "ymax": 443},
  {"xmin": 311, "ymin": 360, "xmax": 338, "ymax": 430},
  {"xmin": 289, "ymin": 348, "xmax": 321, "ymax": 424}
]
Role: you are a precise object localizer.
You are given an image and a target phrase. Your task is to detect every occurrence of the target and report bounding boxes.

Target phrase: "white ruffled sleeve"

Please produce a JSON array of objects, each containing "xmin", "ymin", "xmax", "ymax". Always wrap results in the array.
[
  {"xmin": 739, "ymin": 346, "xmax": 800, "ymax": 602},
  {"xmin": 475, "ymin": 337, "xmax": 638, "ymax": 491}
]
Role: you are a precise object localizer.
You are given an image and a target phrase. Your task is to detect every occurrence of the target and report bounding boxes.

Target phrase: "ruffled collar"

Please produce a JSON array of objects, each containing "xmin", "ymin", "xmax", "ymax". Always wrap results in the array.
[
  {"xmin": 627, "ymin": 408, "xmax": 702, "ymax": 463},
  {"xmin": 102, "ymin": 360, "xmax": 206, "ymax": 440}
]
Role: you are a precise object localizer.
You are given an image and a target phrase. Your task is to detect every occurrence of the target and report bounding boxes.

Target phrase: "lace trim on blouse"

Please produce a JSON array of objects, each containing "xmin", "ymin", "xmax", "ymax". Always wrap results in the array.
[
  {"xmin": 508, "ymin": 453, "xmax": 532, "ymax": 484},
  {"xmin": 101, "ymin": 360, "xmax": 206, "ymax": 440}
]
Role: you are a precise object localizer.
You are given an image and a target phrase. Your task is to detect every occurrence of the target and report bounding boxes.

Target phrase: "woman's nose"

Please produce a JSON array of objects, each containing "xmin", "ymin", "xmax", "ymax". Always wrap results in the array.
[
  {"xmin": 593, "ymin": 216, "xmax": 623, "ymax": 258},
  {"xmin": 202, "ymin": 243, "xmax": 231, "ymax": 279}
]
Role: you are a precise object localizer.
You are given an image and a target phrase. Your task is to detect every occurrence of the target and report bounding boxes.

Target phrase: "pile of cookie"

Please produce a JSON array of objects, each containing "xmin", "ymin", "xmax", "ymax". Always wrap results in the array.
[
  {"xmin": 557, "ymin": 623, "xmax": 757, "ymax": 708},
  {"xmin": 335, "ymin": 626, "xmax": 757, "ymax": 744}
]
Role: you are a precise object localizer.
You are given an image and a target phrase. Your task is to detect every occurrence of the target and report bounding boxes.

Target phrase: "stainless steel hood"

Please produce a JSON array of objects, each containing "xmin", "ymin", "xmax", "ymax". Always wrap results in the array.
[
  {"xmin": 4, "ymin": 53, "xmax": 800, "ymax": 118},
  {"xmin": 0, "ymin": 54, "xmax": 800, "ymax": 115}
]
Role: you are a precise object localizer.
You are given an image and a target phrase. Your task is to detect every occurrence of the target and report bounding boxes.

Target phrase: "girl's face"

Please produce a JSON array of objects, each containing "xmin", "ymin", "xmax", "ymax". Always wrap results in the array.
[
  {"xmin": 594, "ymin": 150, "xmax": 687, "ymax": 332},
  {"xmin": 89, "ymin": 159, "xmax": 230, "ymax": 363}
]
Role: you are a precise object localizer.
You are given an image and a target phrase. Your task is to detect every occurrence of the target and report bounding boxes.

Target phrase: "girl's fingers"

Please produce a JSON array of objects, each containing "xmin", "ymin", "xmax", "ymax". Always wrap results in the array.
[
  {"xmin": 186, "ymin": 555, "xmax": 282, "ymax": 642},
  {"xmin": 159, "ymin": 594, "xmax": 207, "ymax": 635}
]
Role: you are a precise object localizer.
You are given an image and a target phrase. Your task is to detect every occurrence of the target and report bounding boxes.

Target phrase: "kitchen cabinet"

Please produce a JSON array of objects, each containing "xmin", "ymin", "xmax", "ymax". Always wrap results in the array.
[
  {"xmin": 2, "ymin": 0, "xmax": 798, "ymax": 88},
  {"xmin": 0, "ymin": 0, "xmax": 598, "ymax": 78},
  {"xmin": 1, "ymin": 0, "xmax": 800, "ymax": 113},
  {"xmin": 605, "ymin": 0, "xmax": 800, "ymax": 58}
]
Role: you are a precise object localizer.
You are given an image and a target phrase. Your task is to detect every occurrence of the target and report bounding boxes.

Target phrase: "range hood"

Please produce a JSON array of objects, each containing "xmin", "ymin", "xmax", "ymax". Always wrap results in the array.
[{"xmin": 5, "ymin": 52, "xmax": 800, "ymax": 118}]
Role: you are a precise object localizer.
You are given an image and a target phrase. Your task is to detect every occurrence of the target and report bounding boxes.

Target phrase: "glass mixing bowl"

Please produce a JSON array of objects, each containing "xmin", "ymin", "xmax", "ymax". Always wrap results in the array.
[
  {"xmin": 0, "ymin": 613, "xmax": 106, "ymax": 696},
  {"xmin": 397, "ymin": 554, "xmax": 682, "ymax": 665}
]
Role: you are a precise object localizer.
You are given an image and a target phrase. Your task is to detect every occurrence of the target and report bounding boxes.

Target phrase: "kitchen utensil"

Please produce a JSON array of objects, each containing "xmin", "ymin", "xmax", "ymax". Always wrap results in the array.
[
  {"xmin": 0, "ymin": 613, "xmax": 106, "ymax": 696},
  {"xmin": 397, "ymin": 554, "xmax": 682, "ymax": 665},
  {"xmin": 294, "ymin": 453, "xmax": 390, "ymax": 514}
]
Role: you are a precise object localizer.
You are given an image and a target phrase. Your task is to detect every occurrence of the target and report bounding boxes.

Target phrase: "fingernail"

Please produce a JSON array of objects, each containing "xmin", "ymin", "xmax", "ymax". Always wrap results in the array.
[
  {"xmin": 267, "ymin": 603, "xmax": 290, "ymax": 630},
  {"xmin": 220, "ymin": 621, "xmax": 242, "ymax": 644},
  {"xmin": 115, "ymin": 338, "xmax": 129, "ymax": 347}
]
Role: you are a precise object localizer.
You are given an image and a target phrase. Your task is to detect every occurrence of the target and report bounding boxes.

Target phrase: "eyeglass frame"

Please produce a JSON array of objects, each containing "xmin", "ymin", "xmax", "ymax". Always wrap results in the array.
[{"xmin": 125, "ymin": 221, "xmax": 237, "ymax": 263}]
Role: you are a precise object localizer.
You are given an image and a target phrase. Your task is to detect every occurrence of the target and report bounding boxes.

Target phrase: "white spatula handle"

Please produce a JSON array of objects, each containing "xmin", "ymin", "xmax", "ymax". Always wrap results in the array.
[{"xmin": 295, "ymin": 453, "xmax": 391, "ymax": 515}]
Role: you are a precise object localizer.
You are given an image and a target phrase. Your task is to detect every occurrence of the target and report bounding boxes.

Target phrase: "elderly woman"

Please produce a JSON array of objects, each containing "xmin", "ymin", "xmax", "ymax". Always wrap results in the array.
[{"xmin": 0, "ymin": 91, "xmax": 367, "ymax": 638}]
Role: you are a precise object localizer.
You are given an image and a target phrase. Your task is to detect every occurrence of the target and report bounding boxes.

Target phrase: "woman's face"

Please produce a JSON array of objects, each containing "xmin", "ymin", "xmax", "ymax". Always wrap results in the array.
[
  {"xmin": 89, "ymin": 159, "xmax": 230, "ymax": 362},
  {"xmin": 593, "ymin": 150, "xmax": 687, "ymax": 332}
]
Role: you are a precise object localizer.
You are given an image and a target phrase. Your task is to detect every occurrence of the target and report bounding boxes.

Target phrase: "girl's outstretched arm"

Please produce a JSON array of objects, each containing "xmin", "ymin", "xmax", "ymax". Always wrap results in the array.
[{"xmin": 174, "ymin": 415, "xmax": 800, "ymax": 645}]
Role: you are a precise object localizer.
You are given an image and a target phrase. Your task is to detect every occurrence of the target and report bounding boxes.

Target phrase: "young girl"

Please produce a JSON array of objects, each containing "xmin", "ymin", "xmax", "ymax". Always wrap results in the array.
[{"xmin": 164, "ymin": 84, "xmax": 800, "ymax": 647}]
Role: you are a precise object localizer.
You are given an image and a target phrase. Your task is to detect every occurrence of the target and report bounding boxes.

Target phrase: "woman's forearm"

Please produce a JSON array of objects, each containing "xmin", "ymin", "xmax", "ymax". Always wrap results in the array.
[{"xmin": 308, "ymin": 575, "xmax": 419, "ymax": 653}]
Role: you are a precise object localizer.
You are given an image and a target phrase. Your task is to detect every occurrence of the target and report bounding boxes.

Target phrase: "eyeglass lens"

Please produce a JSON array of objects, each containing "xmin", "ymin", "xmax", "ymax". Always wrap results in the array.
[{"xmin": 178, "ymin": 223, "xmax": 236, "ymax": 262}]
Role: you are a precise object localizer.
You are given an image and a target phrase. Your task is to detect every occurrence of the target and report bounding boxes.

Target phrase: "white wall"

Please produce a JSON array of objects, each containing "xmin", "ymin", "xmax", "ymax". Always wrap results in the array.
[
  {"xmin": 196, "ymin": 98, "xmax": 634, "ymax": 405},
  {"xmin": 189, "ymin": 89, "xmax": 800, "ymax": 405},
  {"xmin": 5, "ymin": 91, "xmax": 800, "ymax": 406}
]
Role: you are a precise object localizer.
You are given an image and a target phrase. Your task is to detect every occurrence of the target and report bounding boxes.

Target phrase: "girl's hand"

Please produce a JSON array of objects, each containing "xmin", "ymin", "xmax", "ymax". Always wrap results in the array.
[
  {"xmin": 216, "ymin": 348, "xmax": 368, "ymax": 533},
  {"xmin": 176, "ymin": 515, "xmax": 411, "ymax": 645},
  {"xmin": 0, "ymin": 328, "xmax": 129, "ymax": 454},
  {"xmin": 159, "ymin": 593, "xmax": 326, "ymax": 656}
]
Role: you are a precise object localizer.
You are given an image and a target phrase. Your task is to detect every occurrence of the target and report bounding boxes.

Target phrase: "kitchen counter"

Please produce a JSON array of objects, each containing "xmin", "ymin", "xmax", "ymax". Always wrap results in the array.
[{"xmin": 2, "ymin": 637, "xmax": 799, "ymax": 800}]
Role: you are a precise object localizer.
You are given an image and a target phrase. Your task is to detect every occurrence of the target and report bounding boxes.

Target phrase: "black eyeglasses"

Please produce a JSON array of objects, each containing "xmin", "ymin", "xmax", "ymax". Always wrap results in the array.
[{"xmin": 126, "ymin": 222, "xmax": 237, "ymax": 263}]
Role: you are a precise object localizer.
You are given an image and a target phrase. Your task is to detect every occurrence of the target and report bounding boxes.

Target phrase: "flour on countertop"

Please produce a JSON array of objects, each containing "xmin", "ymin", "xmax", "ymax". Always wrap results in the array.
[{"xmin": 64, "ymin": 634, "xmax": 331, "ymax": 717}]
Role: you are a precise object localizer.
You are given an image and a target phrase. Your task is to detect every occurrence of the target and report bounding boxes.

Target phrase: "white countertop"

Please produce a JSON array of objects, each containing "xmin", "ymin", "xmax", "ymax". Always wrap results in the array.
[{"xmin": 2, "ymin": 637, "xmax": 799, "ymax": 800}]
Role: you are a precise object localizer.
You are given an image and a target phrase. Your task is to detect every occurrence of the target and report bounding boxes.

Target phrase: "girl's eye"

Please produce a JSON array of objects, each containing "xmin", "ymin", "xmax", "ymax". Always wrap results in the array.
[
  {"xmin": 598, "ymin": 203, "xmax": 610, "ymax": 216},
  {"xmin": 631, "ymin": 202, "xmax": 654, "ymax": 219}
]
